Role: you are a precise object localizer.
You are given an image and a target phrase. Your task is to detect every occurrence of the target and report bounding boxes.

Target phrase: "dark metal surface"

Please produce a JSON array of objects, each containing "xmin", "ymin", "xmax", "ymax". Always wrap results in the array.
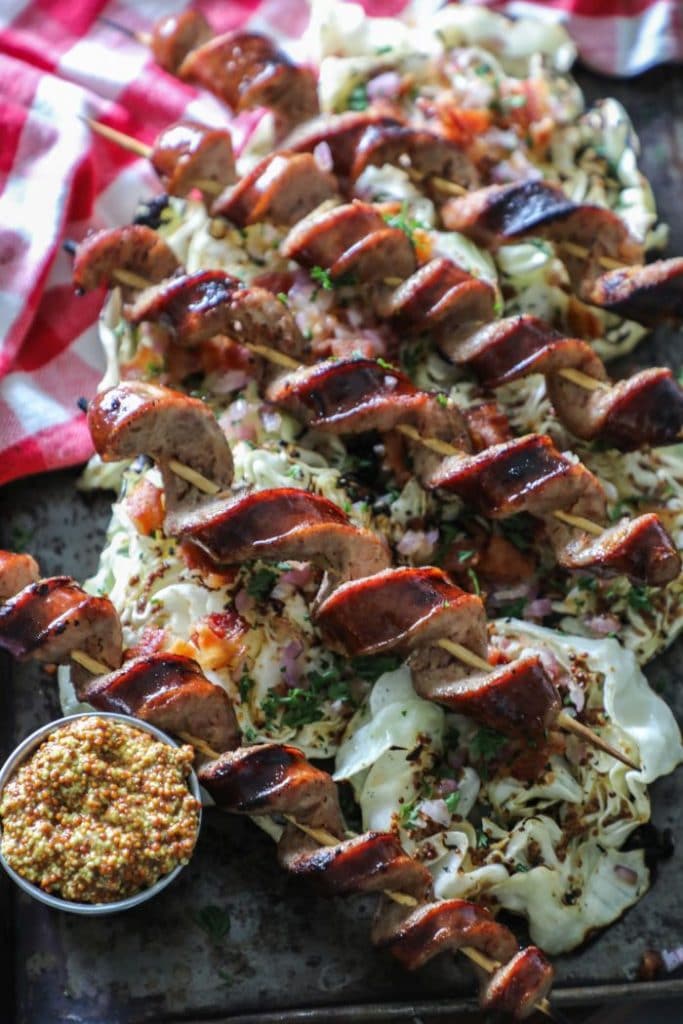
[{"xmin": 1, "ymin": 64, "xmax": 683, "ymax": 1024}]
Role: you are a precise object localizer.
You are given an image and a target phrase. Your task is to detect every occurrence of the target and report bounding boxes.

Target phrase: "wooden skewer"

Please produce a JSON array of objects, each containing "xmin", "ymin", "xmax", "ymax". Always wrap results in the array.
[
  {"xmin": 560, "ymin": 240, "xmax": 623, "ymax": 271},
  {"xmin": 99, "ymin": 16, "xmax": 151, "ymax": 47}
]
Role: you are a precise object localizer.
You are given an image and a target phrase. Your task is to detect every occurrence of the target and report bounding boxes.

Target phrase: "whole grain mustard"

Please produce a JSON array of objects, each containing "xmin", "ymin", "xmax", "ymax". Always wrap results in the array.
[{"xmin": 0, "ymin": 717, "xmax": 200, "ymax": 903}]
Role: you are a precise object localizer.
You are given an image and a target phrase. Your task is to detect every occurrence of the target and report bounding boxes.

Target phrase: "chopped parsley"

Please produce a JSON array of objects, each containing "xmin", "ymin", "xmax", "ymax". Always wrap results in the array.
[
  {"xmin": 457, "ymin": 549, "xmax": 475, "ymax": 563},
  {"xmin": 398, "ymin": 799, "xmax": 420, "ymax": 830},
  {"xmin": 467, "ymin": 567, "xmax": 481, "ymax": 596},
  {"xmin": 471, "ymin": 726, "xmax": 507, "ymax": 763},
  {"xmin": 444, "ymin": 791, "xmax": 460, "ymax": 814},
  {"xmin": 476, "ymin": 829, "xmax": 490, "ymax": 849},
  {"xmin": 351, "ymin": 653, "xmax": 403, "ymax": 681},
  {"xmin": 262, "ymin": 687, "xmax": 325, "ymax": 729},
  {"xmin": 500, "ymin": 597, "xmax": 526, "ymax": 619},
  {"xmin": 247, "ymin": 567, "xmax": 278, "ymax": 601},
  {"xmin": 383, "ymin": 202, "xmax": 427, "ymax": 245},
  {"xmin": 346, "ymin": 82, "xmax": 369, "ymax": 111},
  {"xmin": 628, "ymin": 585, "xmax": 652, "ymax": 612},
  {"xmin": 239, "ymin": 673, "xmax": 253, "ymax": 703},
  {"xmin": 310, "ymin": 265, "xmax": 334, "ymax": 290},
  {"xmin": 276, "ymin": 292, "xmax": 289, "ymax": 306},
  {"xmin": 436, "ymin": 393, "xmax": 448, "ymax": 407},
  {"xmin": 196, "ymin": 905, "xmax": 231, "ymax": 945}
]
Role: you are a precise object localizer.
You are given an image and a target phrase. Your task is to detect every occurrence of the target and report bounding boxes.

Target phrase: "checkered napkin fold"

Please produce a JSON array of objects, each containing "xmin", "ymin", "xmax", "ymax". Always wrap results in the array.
[{"xmin": 0, "ymin": 0, "xmax": 680, "ymax": 486}]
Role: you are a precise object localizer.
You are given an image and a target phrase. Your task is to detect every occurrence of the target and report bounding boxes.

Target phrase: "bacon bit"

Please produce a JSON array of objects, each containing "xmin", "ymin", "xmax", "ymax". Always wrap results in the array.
[
  {"xmin": 487, "ymin": 647, "xmax": 508, "ymax": 668},
  {"xmin": 124, "ymin": 625, "xmax": 167, "ymax": 661},
  {"xmin": 191, "ymin": 611, "xmax": 248, "ymax": 672},
  {"xmin": 125, "ymin": 479, "xmax": 165, "ymax": 536},
  {"xmin": 179, "ymin": 539, "xmax": 239, "ymax": 587},
  {"xmin": 465, "ymin": 402, "xmax": 512, "ymax": 452},
  {"xmin": 438, "ymin": 103, "xmax": 492, "ymax": 147},
  {"xmin": 477, "ymin": 535, "xmax": 536, "ymax": 586},
  {"xmin": 508, "ymin": 730, "xmax": 565, "ymax": 782}
]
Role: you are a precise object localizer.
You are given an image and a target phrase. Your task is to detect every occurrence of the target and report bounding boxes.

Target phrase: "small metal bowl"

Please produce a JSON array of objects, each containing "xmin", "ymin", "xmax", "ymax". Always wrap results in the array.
[{"xmin": 0, "ymin": 712, "xmax": 202, "ymax": 915}]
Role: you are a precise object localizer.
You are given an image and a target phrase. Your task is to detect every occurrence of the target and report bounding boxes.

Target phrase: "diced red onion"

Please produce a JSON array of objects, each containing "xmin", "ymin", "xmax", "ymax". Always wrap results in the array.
[
  {"xmin": 524, "ymin": 597, "xmax": 553, "ymax": 620},
  {"xmin": 585, "ymin": 613, "xmax": 621, "ymax": 637},
  {"xmin": 261, "ymin": 407, "xmax": 282, "ymax": 433},
  {"xmin": 313, "ymin": 140, "xmax": 334, "ymax": 172},
  {"xmin": 436, "ymin": 777, "xmax": 459, "ymax": 796},
  {"xmin": 661, "ymin": 947, "xmax": 683, "ymax": 972},
  {"xmin": 397, "ymin": 529, "xmax": 437, "ymax": 559},
  {"xmin": 234, "ymin": 588, "xmax": 255, "ymax": 616},
  {"xmin": 211, "ymin": 369, "xmax": 250, "ymax": 394},
  {"xmin": 280, "ymin": 563, "xmax": 313, "ymax": 589},
  {"xmin": 366, "ymin": 71, "xmax": 403, "ymax": 101},
  {"xmin": 614, "ymin": 864, "xmax": 639, "ymax": 886},
  {"xmin": 281, "ymin": 640, "xmax": 304, "ymax": 688},
  {"xmin": 418, "ymin": 798, "xmax": 451, "ymax": 827}
]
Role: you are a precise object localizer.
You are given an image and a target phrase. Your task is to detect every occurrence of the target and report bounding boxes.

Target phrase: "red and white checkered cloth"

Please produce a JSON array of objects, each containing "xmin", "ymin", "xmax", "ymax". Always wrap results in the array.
[{"xmin": 0, "ymin": 0, "xmax": 680, "ymax": 487}]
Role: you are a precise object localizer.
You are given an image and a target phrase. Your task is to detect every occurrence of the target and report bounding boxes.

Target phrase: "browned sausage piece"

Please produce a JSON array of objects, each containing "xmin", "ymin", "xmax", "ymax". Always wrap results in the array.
[
  {"xmin": 373, "ymin": 898, "xmax": 519, "ymax": 971},
  {"xmin": 151, "ymin": 120, "xmax": 236, "ymax": 200},
  {"xmin": 72, "ymin": 225, "xmax": 180, "ymax": 295},
  {"xmin": 482, "ymin": 946, "xmax": 555, "ymax": 1019},
  {"xmin": 84, "ymin": 653, "xmax": 240, "ymax": 752},
  {"xmin": 283, "ymin": 831, "xmax": 433, "ymax": 901},
  {"xmin": 88, "ymin": 381, "xmax": 233, "ymax": 533},
  {"xmin": 199, "ymin": 742, "xmax": 346, "ymax": 835},
  {"xmin": 127, "ymin": 269, "xmax": 307, "ymax": 361},
  {"xmin": 585, "ymin": 257, "xmax": 683, "ymax": 325},
  {"xmin": 409, "ymin": 645, "xmax": 560, "ymax": 737},
  {"xmin": 286, "ymin": 111, "xmax": 404, "ymax": 178},
  {"xmin": 350, "ymin": 123, "xmax": 477, "ymax": 188},
  {"xmin": 0, "ymin": 551, "xmax": 40, "ymax": 601},
  {"xmin": 212, "ymin": 151, "xmax": 337, "ymax": 227},
  {"xmin": 150, "ymin": 9, "xmax": 212, "ymax": 74},
  {"xmin": 315, "ymin": 566, "xmax": 487, "ymax": 658},
  {"xmin": 178, "ymin": 487, "xmax": 391, "ymax": 586},
  {"xmin": 178, "ymin": 31, "xmax": 319, "ymax": 130},
  {"xmin": 282, "ymin": 200, "xmax": 416, "ymax": 284},
  {"xmin": 441, "ymin": 180, "xmax": 577, "ymax": 248},
  {"xmin": 0, "ymin": 577, "xmax": 122, "ymax": 696},
  {"xmin": 387, "ymin": 257, "xmax": 495, "ymax": 332}
]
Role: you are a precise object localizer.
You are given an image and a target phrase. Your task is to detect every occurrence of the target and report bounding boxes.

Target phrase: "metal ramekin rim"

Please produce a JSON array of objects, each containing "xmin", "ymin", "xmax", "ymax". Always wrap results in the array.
[{"xmin": 0, "ymin": 711, "xmax": 202, "ymax": 915}]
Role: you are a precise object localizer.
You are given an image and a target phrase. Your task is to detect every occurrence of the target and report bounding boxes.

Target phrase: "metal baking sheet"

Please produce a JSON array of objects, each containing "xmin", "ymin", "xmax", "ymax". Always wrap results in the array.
[{"xmin": 1, "ymin": 64, "xmax": 683, "ymax": 1023}]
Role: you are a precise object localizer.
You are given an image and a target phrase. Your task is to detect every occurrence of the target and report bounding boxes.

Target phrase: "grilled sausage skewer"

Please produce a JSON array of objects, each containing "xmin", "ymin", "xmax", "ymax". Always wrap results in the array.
[
  {"xmin": 83, "ymin": 378, "xmax": 640, "ymax": 771},
  {"xmin": 100, "ymin": 12, "xmax": 319, "ymax": 138},
  {"xmin": 80, "ymin": 121, "xmax": 683, "ymax": 440},
  {"xmin": 67, "ymin": 231, "xmax": 679, "ymax": 586},
  {"xmin": 73, "ymin": 247, "xmax": 678, "ymax": 589},
  {"xmin": 0, "ymin": 550, "xmax": 556, "ymax": 1018}
]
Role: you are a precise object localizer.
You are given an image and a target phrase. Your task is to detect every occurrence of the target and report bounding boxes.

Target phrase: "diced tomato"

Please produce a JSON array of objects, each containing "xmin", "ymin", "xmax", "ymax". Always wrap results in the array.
[
  {"xmin": 124, "ymin": 625, "xmax": 167, "ymax": 661},
  {"xmin": 191, "ymin": 610, "xmax": 248, "ymax": 671},
  {"xmin": 125, "ymin": 479, "xmax": 165, "ymax": 536},
  {"xmin": 438, "ymin": 105, "xmax": 492, "ymax": 147}
]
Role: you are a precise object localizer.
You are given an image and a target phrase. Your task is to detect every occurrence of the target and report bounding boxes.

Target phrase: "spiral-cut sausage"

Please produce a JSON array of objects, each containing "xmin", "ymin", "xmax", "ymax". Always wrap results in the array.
[
  {"xmin": 212, "ymin": 151, "xmax": 338, "ymax": 227},
  {"xmin": 88, "ymin": 380, "xmax": 234, "ymax": 533},
  {"xmin": 444, "ymin": 314, "xmax": 683, "ymax": 450},
  {"xmin": 349, "ymin": 123, "xmax": 478, "ymax": 188},
  {"xmin": 281, "ymin": 200, "xmax": 417, "ymax": 284},
  {"xmin": 584, "ymin": 257, "xmax": 683, "ymax": 326},
  {"xmin": 0, "ymin": 576, "xmax": 122, "ymax": 697},
  {"xmin": 84, "ymin": 653, "xmax": 239, "ymax": 752},
  {"xmin": 199, "ymin": 742, "xmax": 553, "ymax": 1018},
  {"xmin": 286, "ymin": 111, "xmax": 404, "ymax": 178},
  {"xmin": 267, "ymin": 356, "xmax": 469, "ymax": 485},
  {"xmin": 72, "ymin": 225, "xmax": 180, "ymax": 297},
  {"xmin": 149, "ymin": 9, "xmax": 212, "ymax": 74},
  {"xmin": 316, "ymin": 566, "xmax": 560, "ymax": 737},
  {"xmin": 126, "ymin": 269, "xmax": 308, "ymax": 364}
]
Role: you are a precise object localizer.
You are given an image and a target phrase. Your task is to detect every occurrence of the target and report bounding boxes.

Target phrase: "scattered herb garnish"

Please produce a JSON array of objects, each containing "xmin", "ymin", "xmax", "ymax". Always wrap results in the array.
[
  {"xmin": 310, "ymin": 265, "xmax": 334, "ymax": 290},
  {"xmin": 276, "ymin": 292, "xmax": 289, "ymax": 306},
  {"xmin": 398, "ymin": 799, "xmax": 420, "ymax": 830},
  {"xmin": 262, "ymin": 687, "xmax": 325, "ymax": 729},
  {"xmin": 467, "ymin": 567, "xmax": 481, "ymax": 596},
  {"xmin": 500, "ymin": 597, "xmax": 526, "ymax": 619},
  {"xmin": 10, "ymin": 525, "xmax": 33, "ymax": 552},
  {"xmin": 196, "ymin": 905, "xmax": 232, "ymax": 945},
  {"xmin": 457, "ymin": 549, "xmax": 475, "ymax": 563},
  {"xmin": 239, "ymin": 673, "xmax": 253, "ymax": 703},
  {"xmin": 436, "ymin": 393, "xmax": 448, "ymax": 407},
  {"xmin": 628, "ymin": 585, "xmax": 652, "ymax": 612},
  {"xmin": 346, "ymin": 82, "xmax": 369, "ymax": 111},
  {"xmin": 477, "ymin": 829, "xmax": 490, "ymax": 849},
  {"xmin": 247, "ymin": 567, "xmax": 278, "ymax": 601},
  {"xmin": 383, "ymin": 202, "xmax": 427, "ymax": 245},
  {"xmin": 471, "ymin": 726, "xmax": 507, "ymax": 763},
  {"xmin": 444, "ymin": 791, "xmax": 461, "ymax": 814},
  {"xmin": 351, "ymin": 653, "xmax": 403, "ymax": 681}
]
